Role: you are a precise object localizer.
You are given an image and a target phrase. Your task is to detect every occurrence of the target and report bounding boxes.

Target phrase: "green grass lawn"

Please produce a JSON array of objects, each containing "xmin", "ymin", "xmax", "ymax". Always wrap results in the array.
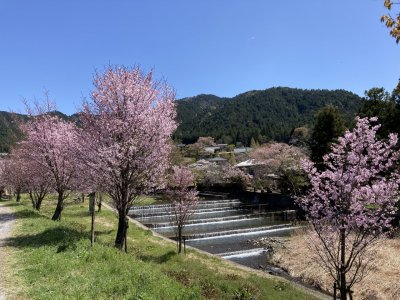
[
  {"xmin": 102, "ymin": 194, "xmax": 161, "ymax": 207},
  {"xmin": 2, "ymin": 195, "xmax": 321, "ymax": 300},
  {"xmin": 132, "ymin": 196, "xmax": 160, "ymax": 206}
]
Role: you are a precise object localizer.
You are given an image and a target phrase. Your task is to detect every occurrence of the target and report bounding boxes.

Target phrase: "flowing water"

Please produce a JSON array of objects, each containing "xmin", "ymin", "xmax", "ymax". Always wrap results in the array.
[{"xmin": 130, "ymin": 194, "xmax": 298, "ymax": 270}]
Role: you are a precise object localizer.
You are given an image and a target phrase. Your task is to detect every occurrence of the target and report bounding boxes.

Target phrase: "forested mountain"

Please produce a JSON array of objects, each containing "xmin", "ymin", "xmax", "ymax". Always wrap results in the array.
[
  {"xmin": 0, "ymin": 87, "xmax": 363, "ymax": 152},
  {"xmin": 0, "ymin": 111, "xmax": 26, "ymax": 153},
  {"xmin": 174, "ymin": 87, "xmax": 363, "ymax": 145},
  {"xmin": 0, "ymin": 111, "xmax": 69, "ymax": 153}
]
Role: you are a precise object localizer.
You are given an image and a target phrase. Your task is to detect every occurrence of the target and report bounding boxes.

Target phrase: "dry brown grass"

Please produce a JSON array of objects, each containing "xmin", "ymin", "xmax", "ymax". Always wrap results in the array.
[{"xmin": 272, "ymin": 228, "xmax": 400, "ymax": 300}]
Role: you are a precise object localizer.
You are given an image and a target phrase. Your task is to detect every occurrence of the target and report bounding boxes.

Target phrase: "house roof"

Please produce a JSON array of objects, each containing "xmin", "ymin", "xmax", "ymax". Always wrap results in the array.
[
  {"xmin": 233, "ymin": 147, "xmax": 252, "ymax": 153},
  {"xmin": 235, "ymin": 159, "xmax": 261, "ymax": 167},
  {"xmin": 208, "ymin": 157, "xmax": 227, "ymax": 162}
]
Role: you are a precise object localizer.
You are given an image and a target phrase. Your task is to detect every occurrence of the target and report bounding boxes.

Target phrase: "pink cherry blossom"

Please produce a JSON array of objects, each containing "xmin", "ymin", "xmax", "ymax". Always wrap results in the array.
[
  {"xmin": 19, "ymin": 111, "xmax": 83, "ymax": 220},
  {"xmin": 167, "ymin": 166, "xmax": 199, "ymax": 254},
  {"xmin": 79, "ymin": 66, "xmax": 177, "ymax": 250},
  {"xmin": 297, "ymin": 117, "xmax": 400, "ymax": 299}
]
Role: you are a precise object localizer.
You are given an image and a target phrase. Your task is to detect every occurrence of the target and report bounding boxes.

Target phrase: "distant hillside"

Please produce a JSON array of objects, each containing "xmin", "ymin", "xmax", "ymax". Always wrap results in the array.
[
  {"xmin": 174, "ymin": 87, "xmax": 363, "ymax": 145},
  {"xmin": 0, "ymin": 111, "xmax": 26, "ymax": 153},
  {"xmin": 0, "ymin": 111, "xmax": 70, "ymax": 153},
  {"xmin": 0, "ymin": 87, "xmax": 363, "ymax": 152}
]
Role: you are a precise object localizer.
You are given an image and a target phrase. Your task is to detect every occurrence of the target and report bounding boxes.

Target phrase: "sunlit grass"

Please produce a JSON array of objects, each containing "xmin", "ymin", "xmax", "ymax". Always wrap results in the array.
[{"xmin": 3, "ymin": 195, "xmax": 320, "ymax": 299}]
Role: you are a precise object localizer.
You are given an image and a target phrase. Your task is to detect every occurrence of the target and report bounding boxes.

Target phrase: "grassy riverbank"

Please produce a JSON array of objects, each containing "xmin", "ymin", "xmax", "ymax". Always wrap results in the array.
[{"xmin": 2, "ymin": 196, "xmax": 322, "ymax": 299}]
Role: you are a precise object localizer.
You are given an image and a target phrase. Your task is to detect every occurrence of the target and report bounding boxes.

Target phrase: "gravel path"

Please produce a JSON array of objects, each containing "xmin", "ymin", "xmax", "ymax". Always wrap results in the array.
[{"xmin": 0, "ymin": 202, "xmax": 15, "ymax": 300}]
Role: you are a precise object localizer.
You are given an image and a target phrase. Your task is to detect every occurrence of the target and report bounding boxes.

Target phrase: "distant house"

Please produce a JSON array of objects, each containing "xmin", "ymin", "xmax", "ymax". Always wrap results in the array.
[
  {"xmin": 216, "ymin": 144, "xmax": 228, "ymax": 150},
  {"xmin": 235, "ymin": 159, "xmax": 261, "ymax": 168},
  {"xmin": 204, "ymin": 146, "xmax": 220, "ymax": 153},
  {"xmin": 194, "ymin": 159, "xmax": 210, "ymax": 165},
  {"xmin": 207, "ymin": 157, "xmax": 228, "ymax": 165},
  {"xmin": 233, "ymin": 147, "xmax": 252, "ymax": 154}
]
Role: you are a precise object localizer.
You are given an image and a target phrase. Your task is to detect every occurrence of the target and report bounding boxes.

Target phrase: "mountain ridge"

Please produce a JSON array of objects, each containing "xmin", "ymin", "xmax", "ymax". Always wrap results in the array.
[
  {"xmin": 0, "ymin": 87, "xmax": 364, "ymax": 152},
  {"xmin": 175, "ymin": 87, "xmax": 363, "ymax": 145}
]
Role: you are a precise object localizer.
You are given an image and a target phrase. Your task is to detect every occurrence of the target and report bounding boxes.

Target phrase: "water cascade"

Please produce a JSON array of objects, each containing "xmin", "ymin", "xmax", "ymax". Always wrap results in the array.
[{"xmin": 130, "ymin": 194, "xmax": 299, "ymax": 269}]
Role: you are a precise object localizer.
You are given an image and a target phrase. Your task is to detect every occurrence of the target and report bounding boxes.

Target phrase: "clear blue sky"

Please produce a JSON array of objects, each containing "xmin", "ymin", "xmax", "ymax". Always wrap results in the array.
[{"xmin": 0, "ymin": 0, "xmax": 399, "ymax": 115}]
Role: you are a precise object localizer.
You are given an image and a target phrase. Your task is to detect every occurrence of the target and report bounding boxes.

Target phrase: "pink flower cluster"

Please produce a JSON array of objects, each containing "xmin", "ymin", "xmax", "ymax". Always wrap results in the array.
[
  {"xmin": 299, "ymin": 117, "xmax": 400, "ymax": 233},
  {"xmin": 297, "ymin": 117, "xmax": 400, "ymax": 290},
  {"xmin": 168, "ymin": 166, "xmax": 199, "ymax": 220}
]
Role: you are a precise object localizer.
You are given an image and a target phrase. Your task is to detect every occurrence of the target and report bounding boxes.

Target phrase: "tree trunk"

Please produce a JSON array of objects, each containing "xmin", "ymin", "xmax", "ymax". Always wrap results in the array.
[
  {"xmin": 90, "ymin": 208, "xmax": 95, "ymax": 246},
  {"xmin": 97, "ymin": 201, "xmax": 102, "ymax": 212},
  {"xmin": 29, "ymin": 191, "xmax": 35, "ymax": 209},
  {"xmin": 52, "ymin": 192, "xmax": 64, "ymax": 221},
  {"xmin": 35, "ymin": 191, "xmax": 46, "ymax": 211},
  {"xmin": 29, "ymin": 191, "xmax": 44, "ymax": 211},
  {"xmin": 124, "ymin": 224, "xmax": 128, "ymax": 253},
  {"xmin": 35, "ymin": 196, "xmax": 43, "ymax": 211},
  {"xmin": 81, "ymin": 193, "xmax": 85, "ymax": 203},
  {"xmin": 115, "ymin": 210, "xmax": 128, "ymax": 250},
  {"xmin": 97, "ymin": 193, "xmax": 102, "ymax": 212},
  {"xmin": 16, "ymin": 189, "xmax": 21, "ymax": 202},
  {"xmin": 177, "ymin": 225, "xmax": 182, "ymax": 254},
  {"xmin": 340, "ymin": 228, "xmax": 347, "ymax": 300}
]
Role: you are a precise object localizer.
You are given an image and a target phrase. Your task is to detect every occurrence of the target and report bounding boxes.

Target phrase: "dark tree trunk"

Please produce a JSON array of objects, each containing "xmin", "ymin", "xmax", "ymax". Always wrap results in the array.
[
  {"xmin": 124, "ymin": 226, "xmax": 128, "ymax": 253},
  {"xmin": 97, "ymin": 193, "xmax": 102, "ymax": 212},
  {"xmin": 29, "ymin": 191, "xmax": 45, "ymax": 211},
  {"xmin": 16, "ymin": 189, "xmax": 21, "ymax": 202},
  {"xmin": 29, "ymin": 191, "xmax": 35, "ymax": 209},
  {"xmin": 35, "ymin": 198, "xmax": 43, "ymax": 211},
  {"xmin": 81, "ymin": 193, "xmax": 85, "ymax": 203},
  {"xmin": 52, "ymin": 192, "xmax": 64, "ymax": 221},
  {"xmin": 90, "ymin": 193, "xmax": 95, "ymax": 247},
  {"xmin": 340, "ymin": 228, "xmax": 347, "ymax": 300},
  {"xmin": 115, "ymin": 210, "xmax": 128, "ymax": 250},
  {"xmin": 177, "ymin": 225, "xmax": 182, "ymax": 254},
  {"xmin": 90, "ymin": 211, "xmax": 95, "ymax": 246}
]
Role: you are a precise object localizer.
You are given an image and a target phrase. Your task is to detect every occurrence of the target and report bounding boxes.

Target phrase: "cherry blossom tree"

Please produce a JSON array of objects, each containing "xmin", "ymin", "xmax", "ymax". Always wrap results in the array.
[
  {"xmin": 167, "ymin": 166, "xmax": 199, "ymax": 254},
  {"xmin": 195, "ymin": 136, "xmax": 216, "ymax": 148},
  {"xmin": 80, "ymin": 66, "xmax": 177, "ymax": 250},
  {"xmin": 6, "ymin": 145, "xmax": 50, "ymax": 210},
  {"xmin": 222, "ymin": 164, "xmax": 252, "ymax": 189},
  {"xmin": 297, "ymin": 117, "xmax": 400, "ymax": 300},
  {"xmin": 2, "ymin": 154, "xmax": 26, "ymax": 202},
  {"xmin": 184, "ymin": 137, "xmax": 216, "ymax": 159},
  {"xmin": 19, "ymin": 104, "xmax": 82, "ymax": 220},
  {"xmin": 250, "ymin": 143, "xmax": 308, "ymax": 195},
  {"xmin": 192, "ymin": 161, "xmax": 251, "ymax": 190},
  {"xmin": 0, "ymin": 158, "xmax": 6, "ymax": 199}
]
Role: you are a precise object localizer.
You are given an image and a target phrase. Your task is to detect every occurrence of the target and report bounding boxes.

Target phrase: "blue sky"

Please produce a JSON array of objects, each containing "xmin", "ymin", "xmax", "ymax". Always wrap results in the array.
[{"xmin": 0, "ymin": 0, "xmax": 399, "ymax": 115}]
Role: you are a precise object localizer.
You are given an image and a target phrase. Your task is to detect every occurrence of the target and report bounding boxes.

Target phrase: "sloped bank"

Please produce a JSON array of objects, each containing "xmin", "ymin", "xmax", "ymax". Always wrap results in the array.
[
  {"xmin": 126, "ymin": 199, "xmax": 329, "ymax": 300},
  {"xmin": 6, "ymin": 197, "xmax": 325, "ymax": 299}
]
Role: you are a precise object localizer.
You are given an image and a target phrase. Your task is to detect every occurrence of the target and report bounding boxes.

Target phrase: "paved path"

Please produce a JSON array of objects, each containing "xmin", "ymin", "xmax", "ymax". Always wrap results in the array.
[{"xmin": 0, "ymin": 202, "xmax": 15, "ymax": 300}]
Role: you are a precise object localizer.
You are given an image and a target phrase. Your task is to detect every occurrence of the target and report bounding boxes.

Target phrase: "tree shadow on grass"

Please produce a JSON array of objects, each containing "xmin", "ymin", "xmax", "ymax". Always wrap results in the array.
[
  {"xmin": 95, "ymin": 229, "xmax": 114, "ymax": 236},
  {"xmin": 0, "ymin": 212, "xmax": 14, "ymax": 225},
  {"xmin": 0, "ymin": 199, "xmax": 17, "ymax": 207},
  {"xmin": 14, "ymin": 209, "xmax": 46, "ymax": 220},
  {"xmin": 138, "ymin": 250, "xmax": 177, "ymax": 264},
  {"xmin": 62, "ymin": 210, "xmax": 91, "ymax": 218},
  {"xmin": 1, "ymin": 209, "xmax": 45, "ymax": 226},
  {"xmin": 4, "ymin": 226, "xmax": 87, "ymax": 250}
]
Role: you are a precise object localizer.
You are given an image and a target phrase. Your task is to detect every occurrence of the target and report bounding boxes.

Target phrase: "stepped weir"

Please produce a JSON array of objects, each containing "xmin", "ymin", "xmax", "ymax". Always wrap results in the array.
[{"xmin": 130, "ymin": 193, "xmax": 298, "ymax": 269}]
